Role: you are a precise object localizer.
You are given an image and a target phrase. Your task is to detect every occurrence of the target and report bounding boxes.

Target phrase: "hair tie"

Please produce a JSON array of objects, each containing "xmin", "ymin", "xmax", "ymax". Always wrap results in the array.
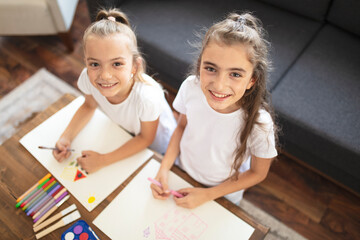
[
  {"xmin": 236, "ymin": 16, "xmax": 246, "ymax": 31},
  {"xmin": 107, "ymin": 16, "xmax": 116, "ymax": 22}
]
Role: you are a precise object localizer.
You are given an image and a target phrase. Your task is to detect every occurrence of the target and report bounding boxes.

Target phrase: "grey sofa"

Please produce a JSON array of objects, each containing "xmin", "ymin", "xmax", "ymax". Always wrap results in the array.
[{"xmin": 86, "ymin": 0, "xmax": 360, "ymax": 194}]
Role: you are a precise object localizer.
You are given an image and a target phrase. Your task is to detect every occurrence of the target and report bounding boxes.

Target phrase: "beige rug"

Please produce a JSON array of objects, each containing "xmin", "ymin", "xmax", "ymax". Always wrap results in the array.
[
  {"xmin": 0, "ymin": 68, "xmax": 306, "ymax": 240},
  {"xmin": 0, "ymin": 68, "xmax": 80, "ymax": 144}
]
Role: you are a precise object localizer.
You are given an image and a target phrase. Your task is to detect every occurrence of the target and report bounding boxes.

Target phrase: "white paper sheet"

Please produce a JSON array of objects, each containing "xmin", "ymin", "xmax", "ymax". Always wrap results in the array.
[
  {"xmin": 19, "ymin": 96, "xmax": 153, "ymax": 211},
  {"xmin": 93, "ymin": 159, "xmax": 255, "ymax": 240}
]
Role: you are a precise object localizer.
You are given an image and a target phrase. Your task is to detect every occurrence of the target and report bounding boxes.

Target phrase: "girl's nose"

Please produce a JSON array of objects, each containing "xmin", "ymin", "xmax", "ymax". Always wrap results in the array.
[
  {"xmin": 101, "ymin": 68, "xmax": 112, "ymax": 81},
  {"xmin": 213, "ymin": 74, "xmax": 228, "ymax": 90}
]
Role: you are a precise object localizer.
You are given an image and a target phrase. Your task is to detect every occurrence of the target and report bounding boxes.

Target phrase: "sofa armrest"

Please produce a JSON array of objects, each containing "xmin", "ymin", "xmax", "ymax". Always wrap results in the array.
[{"xmin": 46, "ymin": 0, "xmax": 79, "ymax": 32}]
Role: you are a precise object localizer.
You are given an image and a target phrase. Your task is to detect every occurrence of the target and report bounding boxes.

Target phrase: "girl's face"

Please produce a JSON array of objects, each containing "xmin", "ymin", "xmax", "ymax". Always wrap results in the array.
[
  {"xmin": 199, "ymin": 41, "xmax": 255, "ymax": 113},
  {"xmin": 85, "ymin": 34, "xmax": 136, "ymax": 104}
]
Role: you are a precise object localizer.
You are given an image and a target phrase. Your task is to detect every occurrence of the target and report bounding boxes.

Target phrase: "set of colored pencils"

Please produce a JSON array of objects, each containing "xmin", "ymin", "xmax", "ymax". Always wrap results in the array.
[
  {"xmin": 16, "ymin": 173, "xmax": 70, "ymax": 223},
  {"xmin": 16, "ymin": 173, "xmax": 80, "ymax": 239}
]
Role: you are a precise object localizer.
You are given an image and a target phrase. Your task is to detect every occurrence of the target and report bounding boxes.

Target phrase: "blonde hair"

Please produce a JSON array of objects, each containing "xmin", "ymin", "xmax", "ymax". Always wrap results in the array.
[
  {"xmin": 83, "ymin": 8, "xmax": 147, "ymax": 83},
  {"xmin": 193, "ymin": 12, "xmax": 278, "ymax": 179}
]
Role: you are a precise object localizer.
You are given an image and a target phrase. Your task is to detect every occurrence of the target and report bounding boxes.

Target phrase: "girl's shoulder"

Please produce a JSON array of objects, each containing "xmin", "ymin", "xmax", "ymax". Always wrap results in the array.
[
  {"xmin": 257, "ymin": 109, "xmax": 273, "ymax": 124},
  {"xmin": 182, "ymin": 75, "xmax": 198, "ymax": 86},
  {"xmin": 252, "ymin": 109, "xmax": 274, "ymax": 134},
  {"xmin": 178, "ymin": 75, "xmax": 199, "ymax": 93},
  {"xmin": 132, "ymin": 74, "xmax": 165, "ymax": 101}
]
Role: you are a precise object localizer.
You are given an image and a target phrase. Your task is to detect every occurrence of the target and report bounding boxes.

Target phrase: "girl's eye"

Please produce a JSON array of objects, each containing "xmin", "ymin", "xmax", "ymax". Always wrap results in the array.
[
  {"xmin": 230, "ymin": 72, "xmax": 242, "ymax": 78},
  {"xmin": 113, "ymin": 62, "xmax": 122, "ymax": 67},
  {"xmin": 205, "ymin": 67, "xmax": 216, "ymax": 72},
  {"xmin": 89, "ymin": 62, "xmax": 99, "ymax": 67}
]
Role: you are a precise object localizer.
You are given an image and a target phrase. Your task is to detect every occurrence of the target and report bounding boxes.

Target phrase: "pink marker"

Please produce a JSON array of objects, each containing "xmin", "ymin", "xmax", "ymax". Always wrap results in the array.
[{"xmin": 147, "ymin": 177, "xmax": 184, "ymax": 198}]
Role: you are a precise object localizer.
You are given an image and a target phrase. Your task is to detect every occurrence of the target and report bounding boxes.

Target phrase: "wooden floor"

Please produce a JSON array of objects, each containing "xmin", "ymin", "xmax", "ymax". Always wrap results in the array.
[{"xmin": 1, "ymin": 1, "xmax": 359, "ymax": 239}]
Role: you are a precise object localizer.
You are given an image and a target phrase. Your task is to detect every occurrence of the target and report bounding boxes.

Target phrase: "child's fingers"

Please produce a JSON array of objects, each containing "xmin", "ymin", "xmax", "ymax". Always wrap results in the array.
[
  {"xmin": 160, "ymin": 181, "xmax": 170, "ymax": 194},
  {"xmin": 150, "ymin": 184, "xmax": 170, "ymax": 200},
  {"xmin": 64, "ymin": 151, "xmax": 71, "ymax": 159},
  {"xmin": 173, "ymin": 194, "xmax": 190, "ymax": 208},
  {"xmin": 53, "ymin": 149, "xmax": 66, "ymax": 162},
  {"xmin": 81, "ymin": 150, "xmax": 90, "ymax": 156}
]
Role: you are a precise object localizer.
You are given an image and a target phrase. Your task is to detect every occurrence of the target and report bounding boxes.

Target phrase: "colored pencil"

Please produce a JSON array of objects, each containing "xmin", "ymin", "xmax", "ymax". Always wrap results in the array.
[
  {"xmin": 33, "ymin": 195, "xmax": 70, "ymax": 228},
  {"xmin": 15, "ymin": 178, "xmax": 50, "ymax": 208},
  {"xmin": 32, "ymin": 188, "xmax": 67, "ymax": 220},
  {"xmin": 33, "ymin": 188, "xmax": 67, "ymax": 221},
  {"xmin": 34, "ymin": 191, "xmax": 68, "ymax": 222},
  {"xmin": 30, "ymin": 186, "xmax": 63, "ymax": 217},
  {"xmin": 16, "ymin": 173, "xmax": 51, "ymax": 203},
  {"xmin": 25, "ymin": 182, "xmax": 58, "ymax": 214},
  {"xmin": 22, "ymin": 179, "xmax": 56, "ymax": 210},
  {"xmin": 26, "ymin": 183, "xmax": 60, "ymax": 216}
]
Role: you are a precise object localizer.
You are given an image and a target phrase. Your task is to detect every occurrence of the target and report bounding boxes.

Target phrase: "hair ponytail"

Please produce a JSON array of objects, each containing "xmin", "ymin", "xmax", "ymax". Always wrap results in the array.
[
  {"xmin": 96, "ymin": 8, "xmax": 130, "ymax": 27},
  {"xmin": 83, "ymin": 8, "xmax": 147, "ymax": 83}
]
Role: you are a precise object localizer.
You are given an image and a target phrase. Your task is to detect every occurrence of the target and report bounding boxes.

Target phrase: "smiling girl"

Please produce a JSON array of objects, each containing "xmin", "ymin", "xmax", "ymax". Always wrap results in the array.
[
  {"xmin": 53, "ymin": 9, "xmax": 176, "ymax": 173},
  {"xmin": 150, "ymin": 12, "xmax": 278, "ymax": 208}
]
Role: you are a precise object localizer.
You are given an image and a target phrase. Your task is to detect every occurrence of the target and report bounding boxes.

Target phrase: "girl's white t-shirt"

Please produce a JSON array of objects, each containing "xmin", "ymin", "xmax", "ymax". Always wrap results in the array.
[
  {"xmin": 77, "ymin": 68, "xmax": 176, "ymax": 154},
  {"xmin": 173, "ymin": 75, "xmax": 277, "ymax": 204}
]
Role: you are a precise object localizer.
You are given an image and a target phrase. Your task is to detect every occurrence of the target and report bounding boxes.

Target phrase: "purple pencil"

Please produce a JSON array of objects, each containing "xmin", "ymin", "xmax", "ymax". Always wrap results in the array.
[
  {"xmin": 30, "ymin": 186, "xmax": 63, "ymax": 217},
  {"xmin": 32, "ymin": 188, "xmax": 66, "ymax": 220},
  {"xmin": 26, "ymin": 184, "xmax": 61, "ymax": 216},
  {"xmin": 34, "ymin": 191, "xmax": 68, "ymax": 223}
]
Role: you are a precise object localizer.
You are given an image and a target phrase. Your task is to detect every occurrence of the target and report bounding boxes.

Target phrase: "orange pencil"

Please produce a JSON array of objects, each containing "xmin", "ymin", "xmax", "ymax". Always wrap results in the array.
[{"xmin": 16, "ymin": 173, "xmax": 51, "ymax": 203}]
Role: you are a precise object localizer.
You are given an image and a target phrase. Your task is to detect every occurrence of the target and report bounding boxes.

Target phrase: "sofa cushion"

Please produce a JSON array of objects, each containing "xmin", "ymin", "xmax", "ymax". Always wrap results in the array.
[
  {"xmin": 118, "ymin": 0, "xmax": 322, "ymax": 90},
  {"xmin": 272, "ymin": 25, "xmax": 360, "ymax": 192},
  {"xmin": 259, "ymin": 0, "xmax": 331, "ymax": 21},
  {"xmin": 327, "ymin": 0, "xmax": 360, "ymax": 37}
]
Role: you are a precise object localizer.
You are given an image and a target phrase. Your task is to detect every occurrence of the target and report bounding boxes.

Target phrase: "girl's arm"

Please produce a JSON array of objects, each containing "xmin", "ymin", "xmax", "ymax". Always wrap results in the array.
[
  {"xmin": 174, "ymin": 155, "xmax": 273, "ymax": 209},
  {"xmin": 150, "ymin": 113, "xmax": 188, "ymax": 199},
  {"xmin": 53, "ymin": 95, "xmax": 97, "ymax": 162},
  {"xmin": 77, "ymin": 118, "xmax": 159, "ymax": 173}
]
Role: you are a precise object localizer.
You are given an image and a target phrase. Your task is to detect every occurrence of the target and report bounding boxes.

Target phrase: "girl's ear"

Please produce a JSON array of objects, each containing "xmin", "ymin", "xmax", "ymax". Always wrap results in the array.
[
  {"xmin": 132, "ymin": 57, "xmax": 142, "ymax": 75},
  {"xmin": 246, "ymin": 77, "xmax": 256, "ymax": 89}
]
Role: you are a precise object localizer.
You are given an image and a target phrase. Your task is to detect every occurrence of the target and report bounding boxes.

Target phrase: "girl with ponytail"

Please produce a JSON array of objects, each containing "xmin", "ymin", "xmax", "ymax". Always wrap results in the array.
[
  {"xmin": 53, "ymin": 9, "xmax": 176, "ymax": 173},
  {"xmin": 150, "ymin": 12, "xmax": 278, "ymax": 208}
]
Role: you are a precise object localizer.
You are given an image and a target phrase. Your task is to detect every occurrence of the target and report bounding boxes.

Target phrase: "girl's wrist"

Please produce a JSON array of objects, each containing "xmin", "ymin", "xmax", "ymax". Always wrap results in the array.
[
  {"xmin": 60, "ymin": 133, "xmax": 73, "ymax": 143},
  {"xmin": 101, "ymin": 153, "xmax": 111, "ymax": 166},
  {"xmin": 206, "ymin": 186, "xmax": 222, "ymax": 201},
  {"xmin": 159, "ymin": 158, "xmax": 174, "ymax": 171}
]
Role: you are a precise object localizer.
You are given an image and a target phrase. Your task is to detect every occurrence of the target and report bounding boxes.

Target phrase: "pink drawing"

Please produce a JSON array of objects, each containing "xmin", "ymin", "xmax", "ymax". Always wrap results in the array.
[
  {"xmin": 154, "ymin": 208, "xmax": 207, "ymax": 240},
  {"xmin": 143, "ymin": 226, "xmax": 150, "ymax": 238}
]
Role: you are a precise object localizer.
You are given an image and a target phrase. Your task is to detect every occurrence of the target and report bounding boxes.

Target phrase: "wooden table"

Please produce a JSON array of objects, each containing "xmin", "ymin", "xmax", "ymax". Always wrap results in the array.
[{"xmin": 0, "ymin": 94, "xmax": 269, "ymax": 239}]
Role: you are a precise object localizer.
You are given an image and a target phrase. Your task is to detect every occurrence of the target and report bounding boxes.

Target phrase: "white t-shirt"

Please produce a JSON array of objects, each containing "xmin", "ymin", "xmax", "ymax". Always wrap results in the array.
[
  {"xmin": 77, "ymin": 68, "xmax": 176, "ymax": 154},
  {"xmin": 173, "ymin": 75, "xmax": 277, "ymax": 204}
]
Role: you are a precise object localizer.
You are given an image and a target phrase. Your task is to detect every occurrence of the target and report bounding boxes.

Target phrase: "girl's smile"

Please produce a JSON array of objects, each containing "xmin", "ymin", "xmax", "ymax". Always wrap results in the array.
[
  {"xmin": 200, "ymin": 41, "xmax": 255, "ymax": 113},
  {"xmin": 85, "ymin": 34, "xmax": 136, "ymax": 104},
  {"xmin": 208, "ymin": 90, "xmax": 232, "ymax": 100},
  {"xmin": 97, "ymin": 82, "xmax": 118, "ymax": 88}
]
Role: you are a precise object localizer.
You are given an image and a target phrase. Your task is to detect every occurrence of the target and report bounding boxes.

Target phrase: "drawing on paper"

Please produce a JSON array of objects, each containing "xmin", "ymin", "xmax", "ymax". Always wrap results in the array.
[
  {"xmin": 153, "ymin": 208, "xmax": 207, "ymax": 240},
  {"xmin": 143, "ymin": 226, "xmax": 150, "ymax": 238},
  {"xmin": 86, "ymin": 192, "xmax": 97, "ymax": 209},
  {"xmin": 60, "ymin": 158, "xmax": 87, "ymax": 182}
]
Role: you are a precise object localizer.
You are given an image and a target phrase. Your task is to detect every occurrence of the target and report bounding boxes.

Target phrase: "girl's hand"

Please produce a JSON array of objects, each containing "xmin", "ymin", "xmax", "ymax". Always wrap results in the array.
[
  {"xmin": 174, "ymin": 187, "xmax": 211, "ymax": 209},
  {"xmin": 77, "ymin": 150, "xmax": 105, "ymax": 174},
  {"xmin": 53, "ymin": 138, "xmax": 72, "ymax": 162},
  {"xmin": 150, "ymin": 169, "xmax": 171, "ymax": 200}
]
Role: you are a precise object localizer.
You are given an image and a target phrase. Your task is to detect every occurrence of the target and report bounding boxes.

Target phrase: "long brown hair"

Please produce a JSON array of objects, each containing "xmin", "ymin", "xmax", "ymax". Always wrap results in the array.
[
  {"xmin": 193, "ymin": 12, "xmax": 278, "ymax": 179},
  {"xmin": 83, "ymin": 8, "xmax": 147, "ymax": 83}
]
